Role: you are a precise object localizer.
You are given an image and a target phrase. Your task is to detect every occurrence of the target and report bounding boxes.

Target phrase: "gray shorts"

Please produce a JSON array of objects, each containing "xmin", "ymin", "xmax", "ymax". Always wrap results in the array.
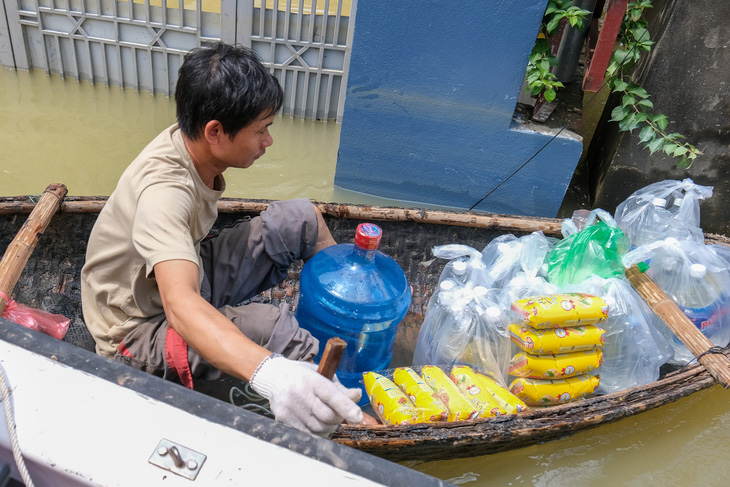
[{"xmin": 114, "ymin": 198, "xmax": 321, "ymax": 388}]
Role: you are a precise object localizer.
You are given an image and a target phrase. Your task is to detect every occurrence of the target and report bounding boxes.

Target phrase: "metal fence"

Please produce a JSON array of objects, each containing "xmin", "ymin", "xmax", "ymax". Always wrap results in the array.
[{"xmin": 0, "ymin": 0, "xmax": 356, "ymax": 121}]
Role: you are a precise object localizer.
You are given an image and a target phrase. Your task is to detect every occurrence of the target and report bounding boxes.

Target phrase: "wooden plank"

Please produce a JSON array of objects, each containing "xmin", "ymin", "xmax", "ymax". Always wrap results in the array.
[{"xmin": 582, "ymin": 0, "xmax": 628, "ymax": 91}]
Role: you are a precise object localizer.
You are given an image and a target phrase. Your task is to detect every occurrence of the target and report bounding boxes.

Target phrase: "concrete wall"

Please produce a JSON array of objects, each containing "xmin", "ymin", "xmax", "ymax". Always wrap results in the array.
[
  {"xmin": 334, "ymin": 0, "xmax": 583, "ymax": 218},
  {"xmin": 589, "ymin": 0, "xmax": 730, "ymax": 234}
]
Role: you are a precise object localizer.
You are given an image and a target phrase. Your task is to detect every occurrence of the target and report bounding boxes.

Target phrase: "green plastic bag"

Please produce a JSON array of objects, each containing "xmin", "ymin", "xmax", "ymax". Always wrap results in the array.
[{"xmin": 546, "ymin": 209, "xmax": 630, "ymax": 286}]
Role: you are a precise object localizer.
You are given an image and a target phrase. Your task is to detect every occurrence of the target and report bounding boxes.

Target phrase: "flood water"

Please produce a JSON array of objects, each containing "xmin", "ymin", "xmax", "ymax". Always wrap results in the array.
[{"xmin": 2, "ymin": 67, "xmax": 730, "ymax": 486}]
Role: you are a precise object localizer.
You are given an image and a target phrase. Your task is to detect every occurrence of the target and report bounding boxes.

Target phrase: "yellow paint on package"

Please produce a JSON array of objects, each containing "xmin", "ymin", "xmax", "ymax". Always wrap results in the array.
[
  {"xmin": 421, "ymin": 366, "xmax": 478, "ymax": 421},
  {"xmin": 508, "ymin": 374, "xmax": 600, "ymax": 406},
  {"xmin": 363, "ymin": 372, "xmax": 418, "ymax": 425},
  {"xmin": 509, "ymin": 323, "xmax": 606, "ymax": 355},
  {"xmin": 393, "ymin": 367, "xmax": 449, "ymax": 423},
  {"xmin": 511, "ymin": 293, "xmax": 609, "ymax": 329},
  {"xmin": 508, "ymin": 349, "xmax": 603, "ymax": 379},
  {"xmin": 450, "ymin": 365, "xmax": 528, "ymax": 417}
]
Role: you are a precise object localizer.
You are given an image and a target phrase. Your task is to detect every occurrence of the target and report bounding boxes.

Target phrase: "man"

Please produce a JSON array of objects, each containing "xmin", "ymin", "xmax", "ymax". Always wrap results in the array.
[{"xmin": 81, "ymin": 42, "xmax": 363, "ymax": 437}]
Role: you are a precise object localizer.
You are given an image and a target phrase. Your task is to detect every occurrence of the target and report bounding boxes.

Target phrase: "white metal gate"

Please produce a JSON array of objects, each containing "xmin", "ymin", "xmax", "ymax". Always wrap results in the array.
[{"xmin": 0, "ymin": 0, "xmax": 356, "ymax": 121}]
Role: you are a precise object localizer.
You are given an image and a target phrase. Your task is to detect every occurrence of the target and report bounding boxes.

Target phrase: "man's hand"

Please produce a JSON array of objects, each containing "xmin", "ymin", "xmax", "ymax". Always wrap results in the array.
[{"xmin": 250, "ymin": 355, "xmax": 363, "ymax": 437}]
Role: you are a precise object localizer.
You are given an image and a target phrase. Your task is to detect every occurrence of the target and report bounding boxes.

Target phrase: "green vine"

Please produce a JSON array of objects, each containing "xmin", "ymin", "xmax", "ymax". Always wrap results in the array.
[
  {"xmin": 526, "ymin": 1, "xmax": 592, "ymax": 103},
  {"xmin": 606, "ymin": 0, "xmax": 700, "ymax": 168},
  {"xmin": 526, "ymin": 0, "xmax": 700, "ymax": 169}
]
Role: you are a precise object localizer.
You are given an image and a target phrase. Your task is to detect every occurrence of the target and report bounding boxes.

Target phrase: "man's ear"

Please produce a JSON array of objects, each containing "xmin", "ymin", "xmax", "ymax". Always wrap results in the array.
[{"xmin": 203, "ymin": 120, "xmax": 224, "ymax": 144}]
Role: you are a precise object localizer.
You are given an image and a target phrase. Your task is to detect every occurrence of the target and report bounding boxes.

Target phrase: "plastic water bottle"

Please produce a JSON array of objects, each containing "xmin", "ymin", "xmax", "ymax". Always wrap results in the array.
[
  {"xmin": 295, "ymin": 223, "xmax": 412, "ymax": 404},
  {"xmin": 676, "ymin": 264, "xmax": 725, "ymax": 336}
]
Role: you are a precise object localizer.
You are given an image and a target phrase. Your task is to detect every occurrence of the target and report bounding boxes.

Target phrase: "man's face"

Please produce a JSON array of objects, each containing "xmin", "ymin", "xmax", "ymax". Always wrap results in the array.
[{"xmin": 218, "ymin": 113, "xmax": 275, "ymax": 169}]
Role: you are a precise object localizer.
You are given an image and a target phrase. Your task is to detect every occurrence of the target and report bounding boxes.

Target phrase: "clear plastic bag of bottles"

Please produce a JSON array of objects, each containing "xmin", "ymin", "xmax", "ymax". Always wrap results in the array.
[
  {"xmin": 623, "ymin": 237, "xmax": 730, "ymax": 364},
  {"xmin": 560, "ymin": 276, "xmax": 674, "ymax": 394},
  {"xmin": 413, "ymin": 245, "xmax": 513, "ymax": 385},
  {"xmin": 614, "ymin": 178, "xmax": 712, "ymax": 248},
  {"xmin": 480, "ymin": 232, "xmax": 556, "ymax": 288}
]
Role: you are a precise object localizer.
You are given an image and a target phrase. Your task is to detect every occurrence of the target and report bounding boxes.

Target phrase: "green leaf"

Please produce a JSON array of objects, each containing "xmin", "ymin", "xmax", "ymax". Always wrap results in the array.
[
  {"xmin": 639, "ymin": 126, "xmax": 654, "ymax": 143},
  {"xmin": 637, "ymin": 98, "xmax": 654, "ymax": 108},
  {"xmin": 613, "ymin": 79, "xmax": 629, "ymax": 92},
  {"xmin": 622, "ymin": 94, "xmax": 636, "ymax": 107},
  {"xmin": 674, "ymin": 146, "xmax": 689, "ymax": 156},
  {"xmin": 613, "ymin": 49, "xmax": 632, "ymax": 66},
  {"xmin": 647, "ymin": 137, "xmax": 664, "ymax": 154},
  {"xmin": 675, "ymin": 156, "xmax": 691, "ymax": 169},
  {"xmin": 654, "ymin": 114, "xmax": 668, "ymax": 131},
  {"xmin": 609, "ymin": 105, "xmax": 629, "ymax": 122},
  {"xmin": 631, "ymin": 27, "xmax": 650, "ymax": 43},
  {"xmin": 628, "ymin": 86, "xmax": 649, "ymax": 98},
  {"xmin": 545, "ymin": 87, "xmax": 557, "ymax": 102},
  {"xmin": 663, "ymin": 141, "xmax": 678, "ymax": 155},
  {"xmin": 547, "ymin": 17, "xmax": 561, "ymax": 34}
]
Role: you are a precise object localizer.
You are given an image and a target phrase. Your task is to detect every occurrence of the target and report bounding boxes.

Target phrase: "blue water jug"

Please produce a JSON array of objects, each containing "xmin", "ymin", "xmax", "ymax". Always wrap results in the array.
[{"xmin": 295, "ymin": 223, "xmax": 412, "ymax": 404}]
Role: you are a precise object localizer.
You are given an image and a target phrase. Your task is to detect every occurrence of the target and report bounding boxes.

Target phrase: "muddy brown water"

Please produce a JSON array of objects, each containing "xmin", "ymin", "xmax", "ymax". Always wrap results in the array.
[{"xmin": 2, "ymin": 67, "xmax": 729, "ymax": 486}]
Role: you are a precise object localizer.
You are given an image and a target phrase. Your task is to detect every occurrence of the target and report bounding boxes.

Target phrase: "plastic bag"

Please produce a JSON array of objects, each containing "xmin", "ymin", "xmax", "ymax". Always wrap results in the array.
[
  {"xmin": 432, "ymin": 244, "xmax": 491, "ymax": 288},
  {"xmin": 0, "ymin": 291, "xmax": 70, "ymax": 340},
  {"xmin": 546, "ymin": 209, "xmax": 630, "ymax": 287},
  {"xmin": 412, "ymin": 277, "xmax": 512, "ymax": 386},
  {"xmin": 623, "ymin": 237, "xmax": 730, "ymax": 365},
  {"xmin": 560, "ymin": 276, "xmax": 674, "ymax": 393},
  {"xmin": 614, "ymin": 178, "xmax": 711, "ymax": 248},
  {"xmin": 481, "ymin": 232, "xmax": 556, "ymax": 288}
]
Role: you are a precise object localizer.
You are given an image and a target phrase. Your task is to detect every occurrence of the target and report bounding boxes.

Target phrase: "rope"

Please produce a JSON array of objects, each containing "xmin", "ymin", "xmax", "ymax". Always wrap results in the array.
[
  {"xmin": 690, "ymin": 346, "xmax": 728, "ymax": 364},
  {"xmin": 0, "ymin": 362, "xmax": 35, "ymax": 487}
]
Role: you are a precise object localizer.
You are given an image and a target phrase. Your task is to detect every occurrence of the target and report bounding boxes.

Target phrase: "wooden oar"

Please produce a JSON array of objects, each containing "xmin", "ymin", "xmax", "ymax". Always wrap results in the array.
[
  {"xmin": 0, "ymin": 183, "xmax": 67, "ymax": 314},
  {"xmin": 626, "ymin": 264, "xmax": 730, "ymax": 388},
  {"xmin": 316, "ymin": 337, "xmax": 347, "ymax": 380}
]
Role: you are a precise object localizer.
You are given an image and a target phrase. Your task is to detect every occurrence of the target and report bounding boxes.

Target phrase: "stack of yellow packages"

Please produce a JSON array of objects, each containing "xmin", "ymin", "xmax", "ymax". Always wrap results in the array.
[
  {"xmin": 363, "ymin": 365, "xmax": 527, "ymax": 425},
  {"xmin": 507, "ymin": 293, "xmax": 607, "ymax": 406}
]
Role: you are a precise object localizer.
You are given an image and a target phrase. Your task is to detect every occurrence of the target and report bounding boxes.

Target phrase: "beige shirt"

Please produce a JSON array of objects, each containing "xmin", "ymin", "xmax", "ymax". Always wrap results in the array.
[{"xmin": 81, "ymin": 124, "xmax": 225, "ymax": 357}]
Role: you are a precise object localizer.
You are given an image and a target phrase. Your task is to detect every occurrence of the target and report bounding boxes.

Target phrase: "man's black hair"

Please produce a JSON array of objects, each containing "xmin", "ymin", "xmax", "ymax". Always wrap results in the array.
[{"xmin": 175, "ymin": 42, "xmax": 284, "ymax": 140}]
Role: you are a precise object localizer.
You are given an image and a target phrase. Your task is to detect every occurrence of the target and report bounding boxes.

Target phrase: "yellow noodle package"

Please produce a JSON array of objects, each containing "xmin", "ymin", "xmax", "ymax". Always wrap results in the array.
[
  {"xmin": 511, "ymin": 293, "xmax": 609, "ymax": 329},
  {"xmin": 471, "ymin": 369, "xmax": 529, "ymax": 414},
  {"xmin": 509, "ymin": 323, "xmax": 606, "ymax": 355},
  {"xmin": 508, "ymin": 374, "xmax": 600, "ymax": 406},
  {"xmin": 393, "ymin": 367, "xmax": 449, "ymax": 422},
  {"xmin": 508, "ymin": 349, "xmax": 603, "ymax": 379},
  {"xmin": 450, "ymin": 365, "xmax": 529, "ymax": 417},
  {"xmin": 363, "ymin": 372, "xmax": 418, "ymax": 425},
  {"xmin": 421, "ymin": 365, "xmax": 478, "ymax": 421}
]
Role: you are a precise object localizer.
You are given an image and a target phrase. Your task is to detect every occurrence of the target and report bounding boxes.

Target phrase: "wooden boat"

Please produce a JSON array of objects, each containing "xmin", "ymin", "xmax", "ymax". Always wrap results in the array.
[{"xmin": 1, "ymin": 186, "xmax": 729, "ymax": 469}]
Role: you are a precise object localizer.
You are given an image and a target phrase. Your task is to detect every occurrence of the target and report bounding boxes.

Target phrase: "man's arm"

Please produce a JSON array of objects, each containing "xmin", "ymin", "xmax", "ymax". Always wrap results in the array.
[
  {"xmin": 155, "ymin": 259, "xmax": 268, "ymax": 380},
  {"xmin": 154, "ymin": 258, "xmax": 364, "ymax": 435}
]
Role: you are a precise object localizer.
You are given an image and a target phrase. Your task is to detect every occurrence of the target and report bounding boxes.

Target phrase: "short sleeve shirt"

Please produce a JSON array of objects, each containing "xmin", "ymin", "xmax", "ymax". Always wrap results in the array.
[{"xmin": 81, "ymin": 124, "xmax": 225, "ymax": 357}]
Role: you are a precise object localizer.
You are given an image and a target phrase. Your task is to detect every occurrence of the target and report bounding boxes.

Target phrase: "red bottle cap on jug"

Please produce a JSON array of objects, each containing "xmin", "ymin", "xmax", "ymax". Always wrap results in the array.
[{"xmin": 354, "ymin": 223, "xmax": 382, "ymax": 250}]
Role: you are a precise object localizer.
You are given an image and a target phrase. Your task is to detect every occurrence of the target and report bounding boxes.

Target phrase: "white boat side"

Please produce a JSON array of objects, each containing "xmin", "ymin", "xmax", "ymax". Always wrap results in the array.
[{"xmin": 0, "ymin": 318, "xmax": 451, "ymax": 487}]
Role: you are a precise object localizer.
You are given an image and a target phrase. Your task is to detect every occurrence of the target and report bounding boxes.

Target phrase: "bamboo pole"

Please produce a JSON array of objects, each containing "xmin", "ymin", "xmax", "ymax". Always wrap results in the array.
[
  {"xmin": 0, "ymin": 197, "xmax": 565, "ymax": 235},
  {"xmin": 626, "ymin": 264, "xmax": 730, "ymax": 388},
  {"xmin": 0, "ymin": 183, "xmax": 67, "ymax": 314}
]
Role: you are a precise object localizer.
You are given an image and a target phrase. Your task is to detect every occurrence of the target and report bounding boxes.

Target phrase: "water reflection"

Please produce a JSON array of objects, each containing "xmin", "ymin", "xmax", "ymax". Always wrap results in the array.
[
  {"xmin": 0, "ymin": 68, "xmax": 339, "ymax": 201},
  {"xmin": 414, "ymin": 385, "xmax": 730, "ymax": 486}
]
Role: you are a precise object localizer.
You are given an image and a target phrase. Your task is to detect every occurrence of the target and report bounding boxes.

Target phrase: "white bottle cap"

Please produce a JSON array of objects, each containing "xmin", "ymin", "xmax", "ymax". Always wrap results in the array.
[
  {"xmin": 440, "ymin": 280, "xmax": 456, "ymax": 291},
  {"xmin": 473, "ymin": 286, "xmax": 488, "ymax": 297},
  {"xmin": 486, "ymin": 306, "xmax": 502, "ymax": 318},
  {"xmin": 452, "ymin": 261, "xmax": 468, "ymax": 275},
  {"xmin": 689, "ymin": 263, "xmax": 707, "ymax": 279}
]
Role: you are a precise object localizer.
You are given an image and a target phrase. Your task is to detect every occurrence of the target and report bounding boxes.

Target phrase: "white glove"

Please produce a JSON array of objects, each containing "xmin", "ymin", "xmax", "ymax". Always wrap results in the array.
[{"xmin": 250, "ymin": 354, "xmax": 363, "ymax": 437}]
